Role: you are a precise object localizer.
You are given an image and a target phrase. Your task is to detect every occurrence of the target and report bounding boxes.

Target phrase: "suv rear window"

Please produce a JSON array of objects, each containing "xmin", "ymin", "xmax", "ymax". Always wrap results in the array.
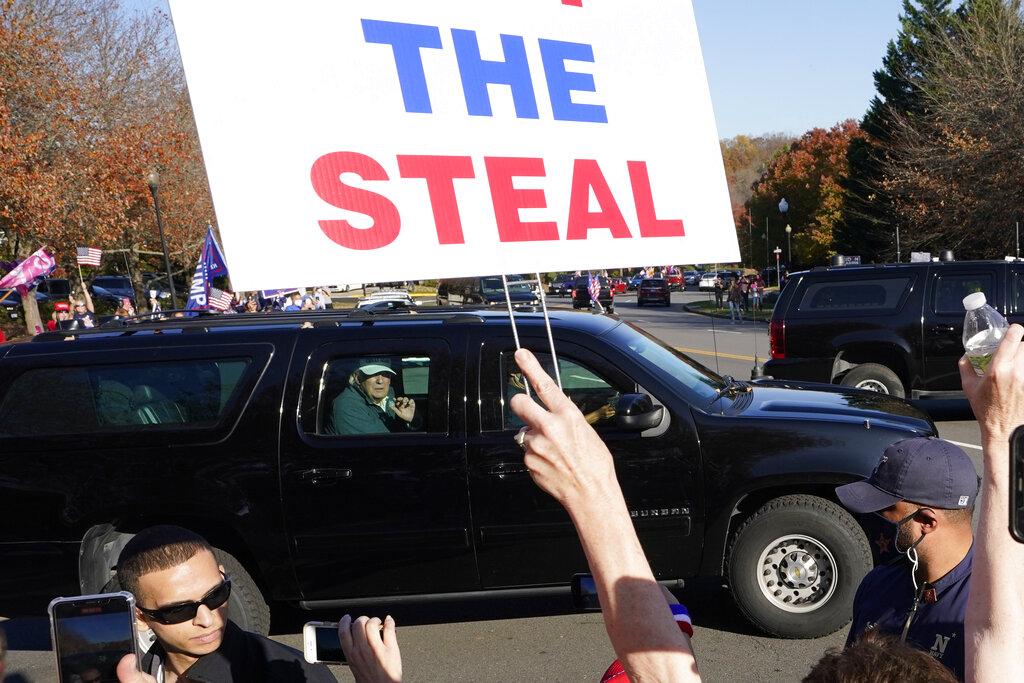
[
  {"xmin": 796, "ymin": 278, "xmax": 910, "ymax": 312},
  {"xmin": 0, "ymin": 359, "xmax": 249, "ymax": 437}
]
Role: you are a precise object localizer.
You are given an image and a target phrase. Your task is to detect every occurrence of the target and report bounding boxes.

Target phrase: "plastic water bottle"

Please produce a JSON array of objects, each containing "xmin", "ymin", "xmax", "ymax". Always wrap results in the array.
[{"xmin": 962, "ymin": 292, "xmax": 1007, "ymax": 375}]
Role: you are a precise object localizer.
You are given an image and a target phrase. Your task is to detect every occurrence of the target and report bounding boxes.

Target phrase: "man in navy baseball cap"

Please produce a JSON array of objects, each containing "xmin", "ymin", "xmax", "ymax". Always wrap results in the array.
[{"xmin": 836, "ymin": 436, "xmax": 978, "ymax": 681}]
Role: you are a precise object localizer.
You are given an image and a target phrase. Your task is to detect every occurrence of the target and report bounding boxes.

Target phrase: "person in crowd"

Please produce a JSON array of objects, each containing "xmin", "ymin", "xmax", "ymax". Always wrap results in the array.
[
  {"xmin": 148, "ymin": 291, "xmax": 162, "ymax": 314},
  {"xmin": 328, "ymin": 362, "xmax": 416, "ymax": 435},
  {"xmin": 73, "ymin": 291, "xmax": 97, "ymax": 328},
  {"xmin": 121, "ymin": 297, "xmax": 136, "ymax": 317},
  {"xmin": 957, "ymin": 324, "xmax": 1024, "ymax": 681},
  {"xmin": 738, "ymin": 276, "xmax": 749, "ymax": 310},
  {"xmin": 749, "ymin": 277, "xmax": 762, "ymax": 311},
  {"xmin": 712, "ymin": 275, "xmax": 724, "ymax": 308},
  {"xmin": 314, "ymin": 287, "xmax": 332, "ymax": 310},
  {"xmin": 803, "ymin": 629, "xmax": 957, "ymax": 683},
  {"xmin": 113, "ymin": 525, "xmax": 333, "ymax": 682},
  {"xmin": 46, "ymin": 301, "xmax": 72, "ymax": 331},
  {"xmin": 245, "ymin": 297, "xmax": 259, "ymax": 314},
  {"xmin": 301, "ymin": 296, "xmax": 316, "ymax": 311},
  {"xmin": 835, "ymin": 436, "xmax": 977, "ymax": 680},
  {"xmin": 726, "ymin": 280, "xmax": 744, "ymax": 323},
  {"xmin": 283, "ymin": 293, "xmax": 301, "ymax": 311}
]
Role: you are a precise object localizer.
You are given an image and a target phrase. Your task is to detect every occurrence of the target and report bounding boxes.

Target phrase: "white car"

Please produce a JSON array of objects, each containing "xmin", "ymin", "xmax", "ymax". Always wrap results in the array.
[
  {"xmin": 356, "ymin": 290, "xmax": 419, "ymax": 308},
  {"xmin": 698, "ymin": 273, "xmax": 719, "ymax": 290}
]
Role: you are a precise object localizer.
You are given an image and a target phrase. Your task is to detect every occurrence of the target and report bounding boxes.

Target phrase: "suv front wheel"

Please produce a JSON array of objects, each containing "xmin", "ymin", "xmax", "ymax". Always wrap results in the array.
[
  {"xmin": 839, "ymin": 363, "xmax": 905, "ymax": 398},
  {"xmin": 727, "ymin": 494, "xmax": 871, "ymax": 639}
]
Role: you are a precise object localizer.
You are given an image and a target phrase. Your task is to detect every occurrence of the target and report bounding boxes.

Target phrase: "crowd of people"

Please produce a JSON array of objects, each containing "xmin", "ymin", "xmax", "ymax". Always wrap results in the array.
[
  {"xmin": 3, "ymin": 325, "xmax": 1023, "ymax": 681},
  {"xmin": 713, "ymin": 274, "xmax": 766, "ymax": 323}
]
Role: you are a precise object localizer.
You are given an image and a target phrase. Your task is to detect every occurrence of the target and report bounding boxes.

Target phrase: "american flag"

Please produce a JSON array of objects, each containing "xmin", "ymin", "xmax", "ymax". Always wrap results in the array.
[
  {"xmin": 208, "ymin": 288, "xmax": 234, "ymax": 311},
  {"xmin": 76, "ymin": 246, "xmax": 102, "ymax": 266},
  {"xmin": 588, "ymin": 274, "xmax": 601, "ymax": 302}
]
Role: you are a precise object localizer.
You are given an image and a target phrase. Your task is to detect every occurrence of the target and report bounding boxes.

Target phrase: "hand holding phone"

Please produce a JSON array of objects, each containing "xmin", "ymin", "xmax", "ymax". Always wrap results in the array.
[
  {"xmin": 49, "ymin": 592, "xmax": 139, "ymax": 683},
  {"xmin": 303, "ymin": 621, "xmax": 345, "ymax": 665}
]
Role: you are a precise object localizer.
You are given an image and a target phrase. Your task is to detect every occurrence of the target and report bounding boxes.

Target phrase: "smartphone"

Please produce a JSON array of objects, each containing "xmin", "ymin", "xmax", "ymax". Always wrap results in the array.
[
  {"xmin": 303, "ymin": 621, "xmax": 346, "ymax": 665},
  {"xmin": 571, "ymin": 573, "xmax": 602, "ymax": 612},
  {"xmin": 48, "ymin": 592, "xmax": 139, "ymax": 683},
  {"xmin": 1011, "ymin": 425, "xmax": 1024, "ymax": 543}
]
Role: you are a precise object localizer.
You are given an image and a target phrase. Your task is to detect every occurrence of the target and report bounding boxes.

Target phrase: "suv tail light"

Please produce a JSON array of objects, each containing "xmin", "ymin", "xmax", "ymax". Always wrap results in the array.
[{"xmin": 769, "ymin": 320, "xmax": 785, "ymax": 359}]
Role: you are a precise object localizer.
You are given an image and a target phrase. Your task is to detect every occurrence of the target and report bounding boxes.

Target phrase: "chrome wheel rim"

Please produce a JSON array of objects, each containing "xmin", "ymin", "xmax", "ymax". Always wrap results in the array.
[
  {"xmin": 756, "ymin": 534, "xmax": 837, "ymax": 613},
  {"xmin": 854, "ymin": 379, "xmax": 890, "ymax": 394}
]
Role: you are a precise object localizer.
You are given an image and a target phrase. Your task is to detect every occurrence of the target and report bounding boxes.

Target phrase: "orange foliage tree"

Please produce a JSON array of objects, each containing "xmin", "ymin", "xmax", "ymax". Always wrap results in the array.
[{"xmin": 746, "ymin": 121, "xmax": 866, "ymax": 270}]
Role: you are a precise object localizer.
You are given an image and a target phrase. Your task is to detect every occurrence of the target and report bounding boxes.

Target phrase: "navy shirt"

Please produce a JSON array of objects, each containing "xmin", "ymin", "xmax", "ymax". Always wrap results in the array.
[{"xmin": 847, "ymin": 546, "xmax": 972, "ymax": 681}]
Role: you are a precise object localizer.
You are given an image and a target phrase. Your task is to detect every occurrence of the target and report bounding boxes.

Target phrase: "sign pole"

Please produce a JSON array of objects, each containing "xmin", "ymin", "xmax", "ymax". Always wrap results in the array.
[{"xmin": 534, "ymin": 271, "xmax": 562, "ymax": 390}]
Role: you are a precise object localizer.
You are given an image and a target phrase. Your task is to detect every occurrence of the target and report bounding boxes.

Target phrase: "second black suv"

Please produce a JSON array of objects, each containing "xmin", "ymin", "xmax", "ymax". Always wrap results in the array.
[
  {"xmin": 0, "ymin": 309, "xmax": 935, "ymax": 639},
  {"xmin": 572, "ymin": 275, "xmax": 614, "ymax": 312},
  {"xmin": 765, "ymin": 259, "xmax": 1023, "ymax": 398}
]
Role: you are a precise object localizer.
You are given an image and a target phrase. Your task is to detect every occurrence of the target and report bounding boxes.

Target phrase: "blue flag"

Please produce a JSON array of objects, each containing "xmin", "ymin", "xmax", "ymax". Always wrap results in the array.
[{"xmin": 186, "ymin": 228, "xmax": 230, "ymax": 310}]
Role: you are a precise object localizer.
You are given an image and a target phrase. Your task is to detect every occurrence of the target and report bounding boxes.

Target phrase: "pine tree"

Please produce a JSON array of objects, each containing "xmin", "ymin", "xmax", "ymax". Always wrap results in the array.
[{"xmin": 836, "ymin": 0, "xmax": 957, "ymax": 261}]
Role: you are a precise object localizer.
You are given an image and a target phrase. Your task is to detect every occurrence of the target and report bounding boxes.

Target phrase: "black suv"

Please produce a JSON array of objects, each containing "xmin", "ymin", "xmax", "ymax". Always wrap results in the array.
[
  {"xmin": 637, "ymin": 278, "xmax": 671, "ymax": 307},
  {"xmin": 765, "ymin": 259, "xmax": 1023, "ymax": 398},
  {"xmin": 571, "ymin": 275, "xmax": 614, "ymax": 312},
  {"xmin": 547, "ymin": 274, "xmax": 575, "ymax": 297},
  {"xmin": 0, "ymin": 309, "xmax": 935, "ymax": 638}
]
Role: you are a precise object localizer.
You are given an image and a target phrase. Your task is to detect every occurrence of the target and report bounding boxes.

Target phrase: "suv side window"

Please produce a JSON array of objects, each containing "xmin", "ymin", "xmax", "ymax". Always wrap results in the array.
[
  {"xmin": 484, "ymin": 351, "xmax": 625, "ymax": 432},
  {"xmin": 0, "ymin": 359, "xmax": 249, "ymax": 437},
  {"xmin": 1010, "ymin": 270, "xmax": 1024, "ymax": 313},
  {"xmin": 796, "ymin": 278, "xmax": 910, "ymax": 313},
  {"xmin": 933, "ymin": 273, "xmax": 993, "ymax": 315},
  {"xmin": 313, "ymin": 354, "xmax": 442, "ymax": 436}
]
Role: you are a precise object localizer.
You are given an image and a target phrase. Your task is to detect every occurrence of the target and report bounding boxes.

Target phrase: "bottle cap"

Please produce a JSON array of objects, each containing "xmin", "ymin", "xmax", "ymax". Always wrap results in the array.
[{"xmin": 963, "ymin": 292, "xmax": 987, "ymax": 311}]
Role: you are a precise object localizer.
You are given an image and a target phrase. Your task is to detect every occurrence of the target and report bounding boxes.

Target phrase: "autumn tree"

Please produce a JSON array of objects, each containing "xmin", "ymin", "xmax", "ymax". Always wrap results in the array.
[
  {"xmin": 719, "ymin": 133, "xmax": 793, "ymax": 266},
  {"xmin": 746, "ymin": 121, "xmax": 866, "ymax": 270},
  {"xmin": 880, "ymin": 0, "xmax": 1024, "ymax": 259},
  {"xmin": 1, "ymin": 0, "xmax": 214, "ymax": 329},
  {"xmin": 837, "ymin": 0, "xmax": 959, "ymax": 261}
]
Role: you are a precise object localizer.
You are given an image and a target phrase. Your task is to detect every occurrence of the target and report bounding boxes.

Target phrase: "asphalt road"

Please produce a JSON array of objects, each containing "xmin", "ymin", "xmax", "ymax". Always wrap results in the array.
[{"xmin": 1, "ymin": 291, "xmax": 984, "ymax": 682}]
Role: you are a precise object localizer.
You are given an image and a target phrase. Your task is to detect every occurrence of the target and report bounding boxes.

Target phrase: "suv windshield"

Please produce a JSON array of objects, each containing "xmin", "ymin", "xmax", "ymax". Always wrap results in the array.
[
  {"xmin": 604, "ymin": 322, "xmax": 724, "ymax": 404},
  {"xmin": 94, "ymin": 277, "xmax": 131, "ymax": 288}
]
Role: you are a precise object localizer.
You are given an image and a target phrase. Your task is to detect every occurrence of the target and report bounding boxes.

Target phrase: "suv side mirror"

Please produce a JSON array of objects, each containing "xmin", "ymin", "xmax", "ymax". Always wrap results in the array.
[{"xmin": 615, "ymin": 393, "xmax": 664, "ymax": 431}]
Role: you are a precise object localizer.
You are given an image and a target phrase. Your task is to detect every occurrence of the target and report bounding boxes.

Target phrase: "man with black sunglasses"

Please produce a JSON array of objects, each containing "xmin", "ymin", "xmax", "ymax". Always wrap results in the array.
[
  {"xmin": 112, "ymin": 525, "xmax": 334, "ymax": 682},
  {"xmin": 835, "ymin": 437, "xmax": 978, "ymax": 681}
]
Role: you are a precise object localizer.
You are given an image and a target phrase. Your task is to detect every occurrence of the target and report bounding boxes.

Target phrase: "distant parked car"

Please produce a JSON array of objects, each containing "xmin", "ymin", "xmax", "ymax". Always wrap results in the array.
[
  {"xmin": 698, "ymin": 273, "xmax": 719, "ymax": 291},
  {"xmin": 357, "ymin": 290, "xmax": 418, "ymax": 308},
  {"xmin": 354, "ymin": 299, "xmax": 412, "ymax": 313},
  {"xmin": 90, "ymin": 275, "xmax": 135, "ymax": 304},
  {"xmin": 547, "ymin": 274, "xmax": 575, "ymax": 297},
  {"xmin": 1, "ymin": 278, "xmax": 72, "ymax": 308},
  {"xmin": 572, "ymin": 275, "xmax": 614, "ymax": 313},
  {"xmin": 684, "ymin": 271, "xmax": 703, "ymax": 287},
  {"xmin": 610, "ymin": 278, "xmax": 628, "ymax": 294},
  {"xmin": 665, "ymin": 270, "xmax": 684, "ymax": 290},
  {"xmin": 628, "ymin": 271, "xmax": 647, "ymax": 290},
  {"xmin": 637, "ymin": 278, "xmax": 671, "ymax": 307}
]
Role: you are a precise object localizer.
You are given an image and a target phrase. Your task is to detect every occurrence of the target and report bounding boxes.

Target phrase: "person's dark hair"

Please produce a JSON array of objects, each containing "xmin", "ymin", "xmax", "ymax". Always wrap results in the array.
[
  {"xmin": 116, "ymin": 526, "xmax": 213, "ymax": 600},
  {"xmin": 803, "ymin": 629, "xmax": 958, "ymax": 683}
]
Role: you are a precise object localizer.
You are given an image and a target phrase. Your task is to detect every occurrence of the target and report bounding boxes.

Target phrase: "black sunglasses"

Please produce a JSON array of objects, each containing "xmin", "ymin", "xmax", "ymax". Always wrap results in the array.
[{"xmin": 138, "ymin": 576, "xmax": 231, "ymax": 625}]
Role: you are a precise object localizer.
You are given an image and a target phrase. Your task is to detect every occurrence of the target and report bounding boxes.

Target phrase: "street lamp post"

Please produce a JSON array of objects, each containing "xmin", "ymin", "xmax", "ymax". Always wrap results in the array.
[
  {"xmin": 785, "ymin": 224, "xmax": 792, "ymax": 267},
  {"xmin": 773, "ymin": 247, "xmax": 782, "ymax": 288},
  {"xmin": 146, "ymin": 170, "xmax": 177, "ymax": 309}
]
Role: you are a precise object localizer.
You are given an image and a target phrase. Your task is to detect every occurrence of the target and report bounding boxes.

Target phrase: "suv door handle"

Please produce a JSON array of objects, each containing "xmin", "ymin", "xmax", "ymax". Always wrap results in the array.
[
  {"xmin": 297, "ymin": 468, "xmax": 352, "ymax": 485},
  {"xmin": 486, "ymin": 463, "xmax": 529, "ymax": 477}
]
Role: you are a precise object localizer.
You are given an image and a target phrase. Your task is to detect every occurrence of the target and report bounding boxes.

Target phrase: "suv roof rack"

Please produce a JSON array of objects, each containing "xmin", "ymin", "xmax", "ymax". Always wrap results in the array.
[{"xmin": 31, "ymin": 306, "xmax": 555, "ymax": 342}]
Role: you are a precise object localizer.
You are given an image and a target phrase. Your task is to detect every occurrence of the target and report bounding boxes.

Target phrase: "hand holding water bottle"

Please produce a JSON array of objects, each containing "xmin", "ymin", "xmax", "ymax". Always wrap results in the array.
[{"xmin": 963, "ymin": 292, "xmax": 1008, "ymax": 375}]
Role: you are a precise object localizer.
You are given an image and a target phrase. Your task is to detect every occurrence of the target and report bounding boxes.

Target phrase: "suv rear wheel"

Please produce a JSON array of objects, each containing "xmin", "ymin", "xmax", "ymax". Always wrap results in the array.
[
  {"xmin": 840, "ymin": 363, "xmax": 905, "ymax": 398},
  {"xmin": 727, "ymin": 494, "xmax": 871, "ymax": 638}
]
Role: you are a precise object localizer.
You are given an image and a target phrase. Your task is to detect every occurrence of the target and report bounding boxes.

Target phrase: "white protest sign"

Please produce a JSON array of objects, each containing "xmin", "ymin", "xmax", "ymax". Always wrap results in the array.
[{"xmin": 168, "ymin": 0, "xmax": 738, "ymax": 290}]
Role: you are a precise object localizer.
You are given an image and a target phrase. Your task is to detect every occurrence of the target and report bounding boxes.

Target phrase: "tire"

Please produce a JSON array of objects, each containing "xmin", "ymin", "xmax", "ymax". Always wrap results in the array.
[
  {"xmin": 727, "ymin": 494, "xmax": 872, "ymax": 639},
  {"xmin": 840, "ymin": 363, "xmax": 905, "ymax": 398},
  {"xmin": 100, "ymin": 545, "xmax": 271, "ymax": 635}
]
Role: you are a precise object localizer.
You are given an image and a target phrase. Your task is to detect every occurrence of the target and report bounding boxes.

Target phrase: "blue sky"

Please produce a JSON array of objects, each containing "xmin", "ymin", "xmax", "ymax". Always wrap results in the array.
[
  {"xmin": 691, "ymin": 1, "xmax": 904, "ymax": 139},
  {"xmin": 131, "ymin": 1, "xmax": 906, "ymax": 140}
]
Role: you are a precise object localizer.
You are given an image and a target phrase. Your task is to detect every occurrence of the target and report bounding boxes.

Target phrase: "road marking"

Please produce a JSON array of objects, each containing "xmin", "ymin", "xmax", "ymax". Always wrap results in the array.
[
  {"xmin": 675, "ymin": 346, "xmax": 756, "ymax": 362},
  {"xmin": 946, "ymin": 440, "xmax": 982, "ymax": 451}
]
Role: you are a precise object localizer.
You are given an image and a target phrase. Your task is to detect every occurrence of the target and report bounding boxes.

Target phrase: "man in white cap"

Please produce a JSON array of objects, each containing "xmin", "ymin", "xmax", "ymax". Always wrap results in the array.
[{"xmin": 328, "ymin": 361, "xmax": 416, "ymax": 435}]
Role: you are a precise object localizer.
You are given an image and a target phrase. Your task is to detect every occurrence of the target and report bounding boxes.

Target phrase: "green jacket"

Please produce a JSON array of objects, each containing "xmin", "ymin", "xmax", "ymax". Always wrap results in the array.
[{"xmin": 329, "ymin": 384, "xmax": 408, "ymax": 435}]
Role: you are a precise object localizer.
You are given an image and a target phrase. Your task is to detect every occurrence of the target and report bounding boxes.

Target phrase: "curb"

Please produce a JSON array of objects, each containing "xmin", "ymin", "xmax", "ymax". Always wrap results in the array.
[{"xmin": 683, "ymin": 303, "xmax": 769, "ymax": 324}]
